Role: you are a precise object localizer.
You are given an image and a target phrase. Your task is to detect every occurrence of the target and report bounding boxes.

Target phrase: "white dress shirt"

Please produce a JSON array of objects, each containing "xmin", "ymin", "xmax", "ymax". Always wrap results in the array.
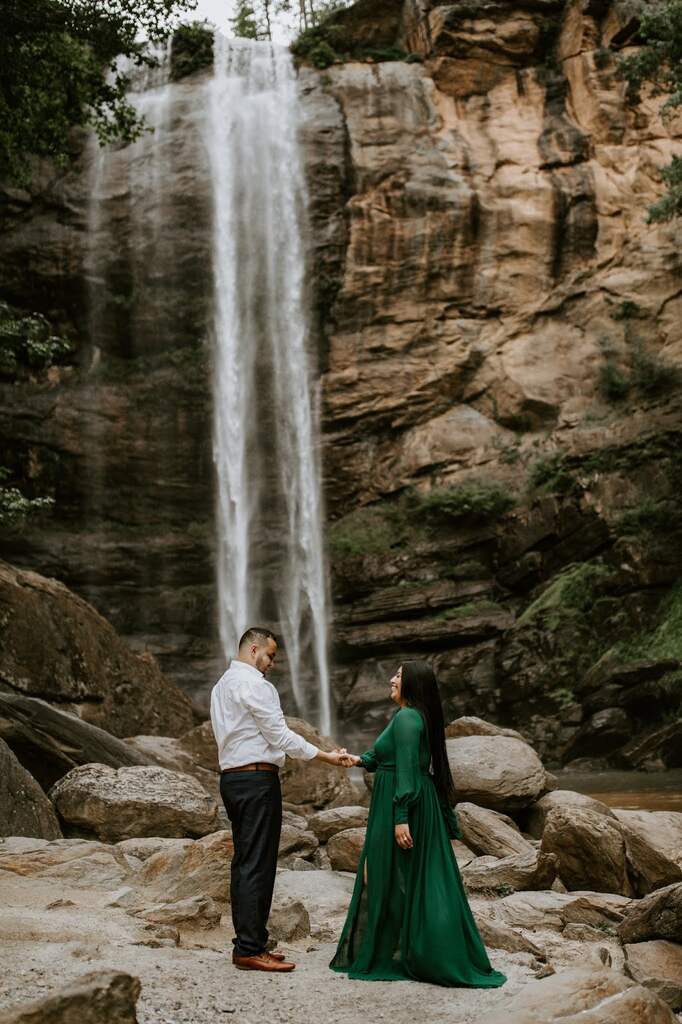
[{"xmin": 210, "ymin": 659, "xmax": 319, "ymax": 770}]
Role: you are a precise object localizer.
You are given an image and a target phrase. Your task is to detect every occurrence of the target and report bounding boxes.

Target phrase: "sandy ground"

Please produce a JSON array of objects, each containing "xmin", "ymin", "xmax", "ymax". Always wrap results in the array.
[{"xmin": 0, "ymin": 874, "xmax": 533, "ymax": 1023}]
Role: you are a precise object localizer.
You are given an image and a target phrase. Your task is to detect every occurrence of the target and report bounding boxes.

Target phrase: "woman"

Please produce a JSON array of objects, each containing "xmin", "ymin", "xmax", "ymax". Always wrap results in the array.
[{"xmin": 331, "ymin": 661, "xmax": 506, "ymax": 988}]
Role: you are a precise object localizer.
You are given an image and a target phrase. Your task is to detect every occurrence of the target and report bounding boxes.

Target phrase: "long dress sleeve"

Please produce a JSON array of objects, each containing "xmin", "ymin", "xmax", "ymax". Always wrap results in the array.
[
  {"xmin": 392, "ymin": 708, "xmax": 424, "ymax": 826},
  {"xmin": 359, "ymin": 747, "xmax": 379, "ymax": 772},
  {"xmin": 439, "ymin": 797, "xmax": 462, "ymax": 839}
]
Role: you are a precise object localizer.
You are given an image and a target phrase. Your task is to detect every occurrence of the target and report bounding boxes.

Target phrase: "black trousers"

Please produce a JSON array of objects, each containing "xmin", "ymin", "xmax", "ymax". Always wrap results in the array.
[{"xmin": 220, "ymin": 770, "xmax": 283, "ymax": 957}]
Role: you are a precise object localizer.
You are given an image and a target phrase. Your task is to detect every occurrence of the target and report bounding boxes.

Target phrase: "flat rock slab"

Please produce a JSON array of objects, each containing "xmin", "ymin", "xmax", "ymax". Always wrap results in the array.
[
  {"xmin": 457, "ymin": 802, "xmax": 533, "ymax": 858},
  {"xmin": 491, "ymin": 890, "xmax": 632, "ymax": 933},
  {"xmin": 463, "ymin": 849, "xmax": 557, "ymax": 893},
  {"xmin": 447, "ymin": 736, "xmax": 547, "ymax": 812},
  {"xmin": 0, "ymin": 737, "xmax": 62, "ymax": 840},
  {"xmin": 0, "ymin": 970, "xmax": 140, "ymax": 1024},
  {"xmin": 0, "ymin": 837, "xmax": 136, "ymax": 889},
  {"xmin": 625, "ymin": 940, "xmax": 682, "ymax": 1009},
  {"xmin": 478, "ymin": 966, "xmax": 678, "ymax": 1023},
  {"xmin": 49, "ymin": 764, "xmax": 220, "ymax": 841}
]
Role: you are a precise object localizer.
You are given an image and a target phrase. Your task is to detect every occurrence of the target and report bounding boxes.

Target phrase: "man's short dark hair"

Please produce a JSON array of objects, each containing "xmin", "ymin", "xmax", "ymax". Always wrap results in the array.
[{"xmin": 238, "ymin": 627, "xmax": 277, "ymax": 650}]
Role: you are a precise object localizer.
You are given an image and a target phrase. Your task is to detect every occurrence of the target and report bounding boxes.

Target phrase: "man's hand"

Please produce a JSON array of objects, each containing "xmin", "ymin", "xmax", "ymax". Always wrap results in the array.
[{"xmin": 395, "ymin": 823, "xmax": 413, "ymax": 850}]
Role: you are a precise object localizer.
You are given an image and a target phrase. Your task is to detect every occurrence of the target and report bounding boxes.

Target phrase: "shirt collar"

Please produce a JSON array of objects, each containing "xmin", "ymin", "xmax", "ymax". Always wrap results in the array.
[{"xmin": 230, "ymin": 658, "xmax": 264, "ymax": 680}]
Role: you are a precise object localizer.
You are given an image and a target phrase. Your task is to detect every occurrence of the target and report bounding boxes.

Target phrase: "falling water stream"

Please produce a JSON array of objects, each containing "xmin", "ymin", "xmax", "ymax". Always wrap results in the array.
[{"xmin": 206, "ymin": 37, "xmax": 331, "ymax": 733}]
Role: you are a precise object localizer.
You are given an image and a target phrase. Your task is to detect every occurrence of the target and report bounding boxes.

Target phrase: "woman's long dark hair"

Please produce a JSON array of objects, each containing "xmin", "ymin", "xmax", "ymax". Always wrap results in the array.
[{"xmin": 400, "ymin": 660, "xmax": 456, "ymax": 806}]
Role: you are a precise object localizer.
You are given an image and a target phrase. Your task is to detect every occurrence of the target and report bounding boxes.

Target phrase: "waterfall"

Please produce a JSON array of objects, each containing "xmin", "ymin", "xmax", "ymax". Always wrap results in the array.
[{"xmin": 206, "ymin": 36, "xmax": 332, "ymax": 734}]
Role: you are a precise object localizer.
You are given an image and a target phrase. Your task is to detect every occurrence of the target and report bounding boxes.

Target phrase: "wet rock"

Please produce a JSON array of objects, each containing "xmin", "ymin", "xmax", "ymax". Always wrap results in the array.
[
  {"xmin": 0, "ymin": 970, "xmax": 141, "ymax": 1024},
  {"xmin": 326, "ymin": 828, "xmax": 366, "ymax": 873},
  {"xmin": 456, "ymin": 802, "xmax": 534, "ymax": 858},
  {"xmin": 0, "ymin": 694, "xmax": 153, "ymax": 791},
  {"xmin": 621, "ymin": 721, "xmax": 682, "ymax": 771},
  {"xmin": 308, "ymin": 806, "xmax": 369, "ymax": 843},
  {"xmin": 0, "ymin": 737, "xmax": 62, "ymax": 840},
  {"xmin": 268, "ymin": 897, "xmax": 311, "ymax": 942},
  {"xmin": 561, "ymin": 707, "xmax": 633, "ymax": 761},
  {"xmin": 49, "ymin": 764, "xmax": 220, "ymax": 841},
  {"xmin": 478, "ymin": 966, "xmax": 678, "ymax": 1023},
  {"xmin": 0, "ymin": 561, "xmax": 193, "ymax": 740},
  {"xmin": 625, "ymin": 940, "xmax": 682, "ymax": 1010},
  {"xmin": 462, "ymin": 849, "xmax": 558, "ymax": 893},
  {"xmin": 525, "ymin": 789, "xmax": 616, "ymax": 840},
  {"xmin": 541, "ymin": 806, "xmax": 633, "ymax": 895},
  {"xmin": 618, "ymin": 883, "xmax": 682, "ymax": 944},
  {"xmin": 447, "ymin": 735, "xmax": 548, "ymax": 812}
]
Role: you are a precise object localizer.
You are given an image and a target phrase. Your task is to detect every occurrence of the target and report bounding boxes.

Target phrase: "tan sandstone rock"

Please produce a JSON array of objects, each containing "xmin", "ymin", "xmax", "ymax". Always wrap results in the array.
[
  {"xmin": 618, "ymin": 882, "xmax": 682, "ymax": 944},
  {"xmin": 49, "ymin": 764, "xmax": 220, "ymax": 842},
  {"xmin": 625, "ymin": 940, "xmax": 682, "ymax": 1010},
  {"xmin": 445, "ymin": 716, "xmax": 525, "ymax": 741},
  {"xmin": 462, "ymin": 849, "xmax": 558, "ymax": 893},
  {"xmin": 268, "ymin": 897, "xmax": 311, "ymax": 942},
  {"xmin": 447, "ymin": 735, "xmax": 548, "ymax": 812},
  {"xmin": 308, "ymin": 805, "xmax": 369, "ymax": 842},
  {"xmin": 281, "ymin": 717, "xmax": 358, "ymax": 809},
  {"xmin": 616, "ymin": 810, "xmax": 682, "ymax": 896},
  {"xmin": 456, "ymin": 802, "xmax": 534, "ymax": 858},
  {"xmin": 541, "ymin": 805, "xmax": 633, "ymax": 895},
  {"xmin": 525, "ymin": 789, "xmax": 616, "ymax": 840},
  {"xmin": 326, "ymin": 827, "xmax": 365, "ymax": 873},
  {"xmin": 0, "ymin": 837, "xmax": 135, "ymax": 889}
]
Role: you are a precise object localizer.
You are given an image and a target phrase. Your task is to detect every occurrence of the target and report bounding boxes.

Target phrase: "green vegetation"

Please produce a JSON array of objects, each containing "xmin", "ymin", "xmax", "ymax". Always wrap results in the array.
[
  {"xmin": 529, "ymin": 453, "xmax": 576, "ymax": 494},
  {"xmin": 435, "ymin": 600, "xmax": 503, "ymax": 621},
  {"xmin": 170, "ymin": 22, "xmax": 213, "ymax": 80},
  {"xmin": 518, "ymin": 561, "xmax": 611, "ymax": 629},
  {"xmin": 1, "ymin": 0, "xmax": 196, "ymax": 184},
  {"xmin": 597, "ymin": 327, "xmax": 680, "ymax": 403},
  {"xmin": 614, "ymin": 583, "xmax": 682, "ymax": 663},
  {"xmin": 409, "ymin": 482, "xmax": 516, "ymax": 524},
  {"xmin": 598, "ymin": 358, "xmax": 630, "ymax": 401},
  {"xmin": 549, "ymin": 686, "xmax": 577, "ymax": 710},
  {"xmin": 630, "ymin": 342, "xmax": 680, "ymax": 396},
  {"xmin": 290, "ymin": 20, "xmax": 418, "ymax": 67},
  {"xmin": 618, "ymin": 0, "xmax": 682, "ymax": 221},
  {"xmin": 610, "ymin": 299, "xmax": 642, "ymax": 321},
  {"xmin": 0, "ymin": 303, "xmax": 72, "ymax": 376},
  {"xmin": 0, "ymin": 468, "xmax": 54, "ymax": 529},
  {"xmin": 616, "ymin": 498, "xmax": 680, "ymax": 538},
  {"xmin": 328, "ymin": 504, "xmax": 408, "ymax": 558}
]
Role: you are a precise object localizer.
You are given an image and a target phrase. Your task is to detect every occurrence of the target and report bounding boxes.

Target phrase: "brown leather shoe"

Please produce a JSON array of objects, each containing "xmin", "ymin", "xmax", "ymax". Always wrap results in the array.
[{"xmin": 232, "ymin": 952, "xmax": 295, "ymax": 972}]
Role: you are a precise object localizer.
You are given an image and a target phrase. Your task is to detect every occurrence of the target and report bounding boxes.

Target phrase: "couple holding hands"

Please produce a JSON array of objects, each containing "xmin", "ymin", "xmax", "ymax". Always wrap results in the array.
[{"xmin": 210, "ymin": 626, "xmax": 505, "ymax": 988}]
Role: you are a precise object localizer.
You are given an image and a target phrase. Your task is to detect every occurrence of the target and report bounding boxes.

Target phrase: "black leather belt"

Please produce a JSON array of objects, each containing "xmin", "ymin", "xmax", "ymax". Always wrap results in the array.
[{"xmin": 221, "ymin": 762, "xmax": 279, "ymax": 774}]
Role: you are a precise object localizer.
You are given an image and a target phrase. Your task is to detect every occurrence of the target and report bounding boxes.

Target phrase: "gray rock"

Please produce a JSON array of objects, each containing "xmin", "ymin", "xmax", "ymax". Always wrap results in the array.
[
  {"xmin": 445, "ymin": 716, "xmax": 525, "ymax": 740},
  {"xmin": 268, "ymin": 897, "xmax": 311, "ymax": 942},
  {"xmin": 456, "ymin": 802, "xmax": 534, "ymax": 858},
  {"xmin": 474, "ymin": 916, "xmax": 547, "ymax": 960},
  {"xmin": 308, "ymin": 805, "xmax": 369, "ymax": 842},
  {"xmin": 0, "ymin": 737, "xmax": 62, "ymax": 840},
  {"xmin": 281, "ymin": 717, "xmax": 358, "ymax": 809},
  {"xmin": 447, "ymin": 735, "xmax": 547, "ymax": 812},
  {"xmin": 0, "ymin": 970, "xmax": 140, "ymax": 1024},
  {"xmin": 618, "ymin": 883, "xmax": 682, "ymax": 943},
  {"xmin": 462, "ymin": 849, "xmax": 558, "ymax": 893},
  {"xmin": 49, "ymin": 763, "xmax": 220, "ymax": 841},
  {"xmin": 0, "ymin": 837, "xmax": 135, "ymax": 889},
  {"xmin": 615, "ymin": 810, "xmax": 682, "ymax": 896},
  {"xmin": 541, "ymin": 805, "xmax": 633, "ymax": 895}
]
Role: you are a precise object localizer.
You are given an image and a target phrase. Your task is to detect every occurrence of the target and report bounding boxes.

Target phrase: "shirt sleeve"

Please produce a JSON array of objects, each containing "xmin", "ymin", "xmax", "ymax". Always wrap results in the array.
[
  {"xmin": 393, "ymin": 708, "xmax": 424, "ymax": 826},
  {"xmin": 241, "ymin": 681, "xmax": 318, "ymax": 761}
]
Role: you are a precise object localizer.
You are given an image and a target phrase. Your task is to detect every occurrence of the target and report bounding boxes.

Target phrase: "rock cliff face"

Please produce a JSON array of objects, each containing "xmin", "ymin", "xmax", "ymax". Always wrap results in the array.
[{"xmin": 0, "ymin": 0, "xmax": 681, "ymax": 760}]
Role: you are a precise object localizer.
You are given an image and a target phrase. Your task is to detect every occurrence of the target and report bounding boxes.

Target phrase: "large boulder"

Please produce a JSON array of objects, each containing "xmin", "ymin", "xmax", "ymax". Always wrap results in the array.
[
  {"xmin": 0, "ymin": 561, "xmax": 193, "ymax": 738},
  {"xmin": 326, "ymin": 827, "xmax": 365, "ymax": 873},
  {"xmin": 267, "ymin": 897, "xmax": 311, "ymax": 942},
  {"xmin": 0, "ymin": 836, "xmax": 136, "ymax": 889},
  {"xmin": 49, "ymin": 764, "xmax": 220, "ymax": 841},
  {"xmin": 445, "ymin": 716, "xmax": 525, "ymax": 741},
  {"xmin": 278, "ymin": 811, "xmax": 319, "ymax": 861},
  {"xmin": 447, "ymin": 735, "xmax": 547, "ymax": 812},
  {"xmin": 525, "ymin": 790, "xmax": 616, "ymax": 840},
  {"xmin": 478, "ymin": 966, "xmax": 678, "ymax": 1023},
  {"xmin": 625, "ymin": 941, "xmax": 682, "ymax": 1010},
  {"xmin": 456, "ymin": 802, "xmax": 534, "ymax": 858},
  {"xmin": 0, "ymin": 694, "xmax": 153, "ymax": 790},
  {"xmin": 615, "ymin": 810, "xmax": 682, "ymax": 896},
  {"xmin": 462, "ymin": 849, "xmax": 558, "ymax": 893},
  {"xmin": 308, "ymin": 806, "xmax": 369, "ymax": 843},
  {"xmin": 618, "ymin": 883, "xmax": 682, "ymax": 943},
  {"xmin": 0, "ymin": 738, "xmax": 62, "ymax": 840},
  {"xmin": 280, "ymin": 717, "xmax": 358, "ymax": 809},
  {"xmin": 541, "ymin": 805, "xmax": 633, "ymax": 895},
  {"xmin": 0, "ymin": 970, "xmax": 141, "ymax": 1024}
]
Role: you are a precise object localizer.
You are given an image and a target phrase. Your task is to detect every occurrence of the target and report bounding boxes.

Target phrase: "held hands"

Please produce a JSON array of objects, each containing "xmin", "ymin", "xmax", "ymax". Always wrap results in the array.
[
  {"xmin": 395, "ymin": 823, "xmax": 413, "ymax": 850},
  {"xmin": 325, "ymin": 747, "xmax": 362, "ymax": 768}
]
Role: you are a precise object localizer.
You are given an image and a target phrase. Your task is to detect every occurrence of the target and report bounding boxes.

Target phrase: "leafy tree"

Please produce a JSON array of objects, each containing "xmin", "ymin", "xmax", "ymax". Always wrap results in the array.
[
  {"xmin": 230, "ymin": 0, "xmax": 262, "ymax": 40},
  {"xmin": 618, "ymin": 0, "xmax": 682, "ymax": 221},
  {"xmin": 0, "ymin": 469, "xmax": 54, "ymax": 529},
  {"xmin": 1, "ymin": 0, "xmax": 197, "ymax": 185}
]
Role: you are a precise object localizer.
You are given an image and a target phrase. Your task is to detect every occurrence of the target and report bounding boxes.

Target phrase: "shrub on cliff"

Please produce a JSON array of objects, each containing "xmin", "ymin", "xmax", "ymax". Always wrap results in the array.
[
  {"xmin": 409, "ymin": 482, "xmax": 516, "ymax": 524},
  {"xmin": 0, "ymin": 302, "xmax": 72, "ymax": 377},
  {"xmin": 0, "ymin": 469, "xmax": 54, "ymax": 529},
  {"xmin": 170, "ymin": 21, "xmax": 214, "ymax": 80}
]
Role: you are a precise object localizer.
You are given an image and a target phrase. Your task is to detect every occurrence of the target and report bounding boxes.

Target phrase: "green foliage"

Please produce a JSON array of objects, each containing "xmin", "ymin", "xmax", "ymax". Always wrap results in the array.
[
  {"xmin": 549, "ymin": 686, "xmax": 577, "ymax": 709},
  {"xmin": 618, "ymin": 0, "xmax": 682, "ymax": 221},
  {"xmin": 529, "ymin": 453, "xmax": 576, "ymax": 494},
  {"xmin": 611, "ymin": 300, "xmax": 642, "ymax": 321},
  {"xmin": 613, "ymin": 582, "xmax": 682, "ymax": 662},
  {"xmin": 0, "ymin": 302, "xmax": 72, "ymax": 376},
  {"xmin": 598, "ymin": 358, "xmax": 630, "ymax": 401},
  {"xmin": 597, "ymin": 328, "xmax": 680, "ymax": 403},
  {"xmin": 0, "ymin": 468, "xmax": 54, "ymax": 529},
  {"xmin": 630, "ymin": 342, "xmax": 681, "ymax": 396},
  {"xmin": 409, "ymin": 482, "xmax": 516, "ymax": 524},
  {"xmin": 291, "ymin": 15, "xmax": 417, "ymax": 66},
  {"xmin": 230, "ymin": 0, "xmax": 262, "ymax": 39},
  {"xmin": 519, "ymin": 561, "xmax": 611, "ymax": 628},
  {"xmin": 1, "ymin": 0, "xmax": 196, "ymax": 184},
  {"xmin": 435, "ymin": 600, "xmax": 503, "ymax": 620},
  {"xmin": 170, "ymin": 22, "xmax": 213, "ymax": 80},
  {"xmin": 616, "ymin": 498, "xmax": 676, "ymax": 537},
  {"xmin": 328, "ymin": 504, "xmax": 404, "ymax": 558}
]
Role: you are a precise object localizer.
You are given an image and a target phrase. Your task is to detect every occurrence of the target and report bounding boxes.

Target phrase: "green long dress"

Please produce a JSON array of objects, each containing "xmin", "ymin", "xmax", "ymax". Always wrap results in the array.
[{"xmin": 330, "ymin": 707, "xmax": 506, "ymax": 988}]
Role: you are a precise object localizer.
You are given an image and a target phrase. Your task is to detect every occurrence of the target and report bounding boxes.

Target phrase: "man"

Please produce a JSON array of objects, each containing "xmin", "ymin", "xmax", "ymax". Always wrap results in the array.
[{"xmin": 210, "ymin": 626, "xmax": 348, "ymax": 973}]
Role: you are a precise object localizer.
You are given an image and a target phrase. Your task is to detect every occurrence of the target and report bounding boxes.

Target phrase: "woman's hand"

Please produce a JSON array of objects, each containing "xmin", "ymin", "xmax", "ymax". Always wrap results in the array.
[
  {"xmin": 395, "ymin": 823, "xmax": 413, "ymax": 850},
  {"xmin": 340, "ymin": 753, "xmax": 362, "ymax": 767}
]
